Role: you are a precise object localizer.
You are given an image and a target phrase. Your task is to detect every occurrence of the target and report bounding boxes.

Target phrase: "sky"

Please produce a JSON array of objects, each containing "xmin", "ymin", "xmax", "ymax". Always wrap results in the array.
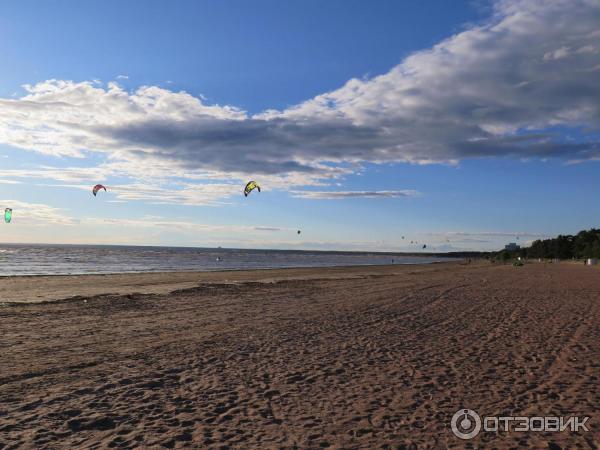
[{"xmin": 0, "ymin": 0, "xmax": 599, "ymax": 251}]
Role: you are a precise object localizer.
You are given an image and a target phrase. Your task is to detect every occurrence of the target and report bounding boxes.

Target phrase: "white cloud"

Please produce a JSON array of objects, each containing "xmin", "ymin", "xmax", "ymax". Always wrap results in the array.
[
  {"xmin": 0, "ymin": 199, "xmax": 294, "ymax": 235},
  {"xmin": 81, "ymin": 216, "xmax": 292, "ymax": 234},
  {"xmin": 544, "ymin": 46, "xmax": 571, "ymax": 60},
  {"xmin": 32, "ymin": 181, "xmax": 243, "ymax": 205},
  {"xmin": 0, "ymin": 199, "xmax": 76, "ymax": 225},
  {"xmin": 106, "ymin": 182, "xmax": 240, "ymax": 206},
  {"xmin": 291, "ymin": 190, "xmax": 420, "ymax": 199},
  {"xmin": 0, "ymin": 0, "xmax": 598, "ymax": 192},
  {"xmin": 4, "ymin": 166, "xmax": 111, "ymax": 183}
]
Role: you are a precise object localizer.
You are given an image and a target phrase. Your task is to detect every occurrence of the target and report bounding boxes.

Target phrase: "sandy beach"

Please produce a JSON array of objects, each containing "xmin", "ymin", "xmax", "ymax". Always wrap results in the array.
[
  {"xmin": 0, "ymin": 265, "xmax": 441, "ymax": 305},
  {"xmin": 1, "ymin": 262, "xmax": 598, "ymax": 449}
]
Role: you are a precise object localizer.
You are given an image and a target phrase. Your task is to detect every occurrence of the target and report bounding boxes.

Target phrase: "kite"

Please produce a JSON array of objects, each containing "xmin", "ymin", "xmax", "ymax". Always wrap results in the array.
[
  {"xmin": 244, "ymin": 181, "xmax": 260, "ymax": 197},
  {"xmin": 93, "ymin": 184, "xmax": 107, "ymax": 196},
  {"xmin": 297, "ymin": 230, "xmax": 301, "ymax": 235},
  {"xmin": 422, "ymin": 244, "xmax": 427, "ymax": 249},
  {"xmin": 4, "ymin": 208, "xmax": 12, "ymax": 223}
]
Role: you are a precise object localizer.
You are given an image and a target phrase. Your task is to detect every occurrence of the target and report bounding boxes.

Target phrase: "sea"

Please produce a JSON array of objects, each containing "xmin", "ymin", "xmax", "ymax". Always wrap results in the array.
[{"xmin": 0, "ymin": 244, "xmax": 455, "ymax": 276}]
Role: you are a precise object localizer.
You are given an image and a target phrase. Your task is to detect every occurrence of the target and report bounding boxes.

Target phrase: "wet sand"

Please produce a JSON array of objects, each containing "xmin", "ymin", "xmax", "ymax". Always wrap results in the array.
[
  {"xmin": 1, "ymin": 262, "xmax": 598, "ymax": 448},
  {"xmin": 0, "ymin": 264, "xmax": 433, "ymax": 304}
]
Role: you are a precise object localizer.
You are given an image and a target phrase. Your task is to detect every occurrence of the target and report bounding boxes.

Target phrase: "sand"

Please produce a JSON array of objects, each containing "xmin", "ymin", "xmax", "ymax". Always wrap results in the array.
[
  {"xmin": 0, "ymin": 262, "xmax": 598, "ymax": 449},
  {"xmin": 0, "ymin": 265, "xmax": 423, "ymax": 304}
]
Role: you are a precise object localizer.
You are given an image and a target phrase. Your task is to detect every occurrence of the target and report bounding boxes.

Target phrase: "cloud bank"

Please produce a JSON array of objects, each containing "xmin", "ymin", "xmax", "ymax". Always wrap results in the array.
[
  {"xmin": 292, "ymin": 190, "xmax": 420, "ymax": 199},
  {"xmin": 0, "ymin": 0, "xmax": 599, "ymax": 190}
]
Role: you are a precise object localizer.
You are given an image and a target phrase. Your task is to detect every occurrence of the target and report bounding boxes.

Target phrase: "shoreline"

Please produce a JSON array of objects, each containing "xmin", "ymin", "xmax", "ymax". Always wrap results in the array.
[
  {"xmin": 0, "ymin": 258, "xmax": 455, "ymax": 278},
  {"xmin": 0, "ymin": 261, "xmax": 462, "ymax": 304}
]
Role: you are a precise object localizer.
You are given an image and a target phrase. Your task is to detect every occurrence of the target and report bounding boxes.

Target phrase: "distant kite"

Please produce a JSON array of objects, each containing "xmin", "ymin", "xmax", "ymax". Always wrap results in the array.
[
  {"xmin": 244, "ymin": 181, "xmax": 260, "ymax": 197},
  {"xmin": 422, "ymin": 244, "xmax": 427, "ymax": 249},
  {"xmin": 93, "ymin": 184, "xmax": 107, "ymax": 196},
  {"xmin": 4, "ymin": 208, "xmax": 12, "ymax": 223},
  {"xmin": 297, "ymin": 230, "xmax": 301, "ymax": 235}
]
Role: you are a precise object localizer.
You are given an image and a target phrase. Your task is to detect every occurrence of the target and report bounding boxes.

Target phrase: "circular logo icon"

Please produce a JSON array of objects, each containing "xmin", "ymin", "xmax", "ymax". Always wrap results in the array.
[{"xmin": 451, "ymin": 409, "xmax": 482, "ymax": 439}]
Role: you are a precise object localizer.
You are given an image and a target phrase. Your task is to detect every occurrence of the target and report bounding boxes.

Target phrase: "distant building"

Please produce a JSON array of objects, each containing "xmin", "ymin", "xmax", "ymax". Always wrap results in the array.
[{"xmin": 505, "ymin": 243, "xmax": 520, "ymax": 251}]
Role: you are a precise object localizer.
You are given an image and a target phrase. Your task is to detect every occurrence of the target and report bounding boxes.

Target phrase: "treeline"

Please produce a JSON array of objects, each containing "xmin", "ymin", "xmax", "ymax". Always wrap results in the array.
[{"xmin": 503, "ymin": 228, "xmax": 600, "ymax": 260}]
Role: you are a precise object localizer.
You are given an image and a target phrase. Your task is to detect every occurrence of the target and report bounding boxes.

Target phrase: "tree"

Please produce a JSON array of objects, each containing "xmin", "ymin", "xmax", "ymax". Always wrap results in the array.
[{"xmin": 501, "ymin": 228, "xmax": 600, "ymax": 260}]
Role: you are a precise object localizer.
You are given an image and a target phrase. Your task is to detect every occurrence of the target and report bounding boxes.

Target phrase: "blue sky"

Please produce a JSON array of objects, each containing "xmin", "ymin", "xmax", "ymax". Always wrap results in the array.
[{"xmin": 0, "ymin": 0, "xmax": 599, "ymax": 251}]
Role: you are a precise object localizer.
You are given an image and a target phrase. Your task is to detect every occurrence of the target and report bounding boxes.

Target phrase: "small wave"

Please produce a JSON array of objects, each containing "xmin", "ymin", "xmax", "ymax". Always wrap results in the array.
[{"xmin": 0, "ymin": 244, "xmax": 457, "ymax": 276}]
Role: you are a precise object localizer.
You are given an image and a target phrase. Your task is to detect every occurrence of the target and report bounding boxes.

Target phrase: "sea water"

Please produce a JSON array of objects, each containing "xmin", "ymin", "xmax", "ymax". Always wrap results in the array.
[{"xmin": 0, "ymin": 244, "xmax": 454, "ymax": 276}]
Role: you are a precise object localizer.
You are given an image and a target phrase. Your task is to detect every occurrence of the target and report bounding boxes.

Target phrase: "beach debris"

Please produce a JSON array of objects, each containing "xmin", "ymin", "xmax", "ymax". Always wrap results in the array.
[
  {"xmin": 244, "ymin": 181, "xmax": 261, "ymax": 197},
  {"xmin": 92, "ymin": 184, "xmax": 107, "ymax": 196},
  {"xmin": 4, "ymin": 208, "xmax": 12, "ymax": 223}
]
